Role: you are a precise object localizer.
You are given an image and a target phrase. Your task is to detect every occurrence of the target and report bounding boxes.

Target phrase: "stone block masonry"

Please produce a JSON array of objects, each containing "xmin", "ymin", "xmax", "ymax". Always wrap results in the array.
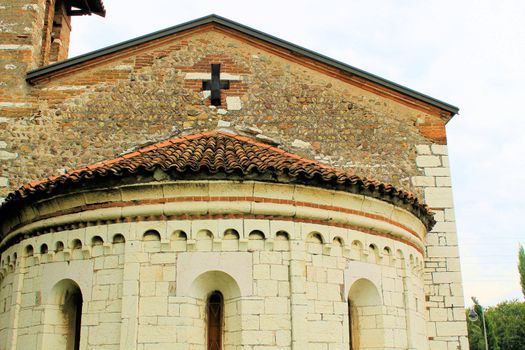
[{"xmin": 412, "ymin": 144, "xmax": 469, "ymax": 350}]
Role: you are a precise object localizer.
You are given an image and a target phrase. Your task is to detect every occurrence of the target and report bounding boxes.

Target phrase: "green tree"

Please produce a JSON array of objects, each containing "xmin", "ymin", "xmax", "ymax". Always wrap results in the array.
[
  {"xmin": 487, "ymin": 300, "xmax": 525, "ymax": 350},
  {"xmin": 519, "ymin": 244, "xmax": 525, "ymax": 298},
  {"xmin": 467, "ymin": 298, "xmax": 500, "ymax": 350}
]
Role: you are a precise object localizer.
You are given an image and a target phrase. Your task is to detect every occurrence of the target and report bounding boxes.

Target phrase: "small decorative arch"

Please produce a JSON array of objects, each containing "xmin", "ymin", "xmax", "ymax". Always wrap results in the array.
[
  {"xmin": 307, "ymin": 232, "xmax": 324, "ymax": 255},
  {"xmin": 40, "ymin": 244, "xmax": 49, "ymax": 254},
  {"xmin": 196, "ymin": 229, "xmax": 214, "ymax": 251},
  {"xmin": 91, "ymin": 236, "xmax": 104, "ymax": 246},
  {"xmin": 274, "ymin": 231, "xmax": 290, "ymax": 251},
  {"xmin": 143, "ymin": 230, "xmax": 161, "ymax": 241},
  {"xmin": 248, "ymin": 230, "xmax": 265, "ymax": 251},
  {"xmin": 55, "ymin": 241, "xmax": 64, "ymax": 252},
  {"xmin": 368, "ymin": 244, "xmax": 379, "ymax": 263},
  {"xmin": 171, "ymin": 230, "xmax": 187, "ymax": 241},
  {"xmin": 332, "ymin": 237, "xmax": 344, "ymax": 256},
  {"xmin": 25, "ymin": 245, "xmax": 34, "ymax": 257},
  {"xmin": 71, "ymin": 239, "xmax": 82, "ymax": 250},
  {"xmin": 223, "ymin": 229, "xmax": 240, "ymax": 251},
  {"xmin": 112, "ymin": 234, "xmax": 126, "ymax": 244},
  {"xmin": 171, "ymin": 230, "xmax": 187, "ymax": 251},
  {"xmin": 111, "ymin": 234, "xmax": 126, "ymax": 254},
  {"xmin": 143, "ymin": 230, "xmax": 161, "ymax": 252}
]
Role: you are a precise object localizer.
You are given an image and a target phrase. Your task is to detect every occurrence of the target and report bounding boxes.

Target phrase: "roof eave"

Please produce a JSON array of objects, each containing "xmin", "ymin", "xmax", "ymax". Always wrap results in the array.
[{"xmin": 25, "ymin": 14, "xmax": 458, "ymax": 116}]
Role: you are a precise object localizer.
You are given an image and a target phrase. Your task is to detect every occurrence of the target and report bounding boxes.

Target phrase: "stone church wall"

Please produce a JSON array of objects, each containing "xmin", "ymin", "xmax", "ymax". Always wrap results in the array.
[
  {"xmin": 0, "ymin": 181, "xmax": 430, "ymax": 349},
  {"xmin": 1, "ymin": 27, "xmax": 449, "ymax": 200}
]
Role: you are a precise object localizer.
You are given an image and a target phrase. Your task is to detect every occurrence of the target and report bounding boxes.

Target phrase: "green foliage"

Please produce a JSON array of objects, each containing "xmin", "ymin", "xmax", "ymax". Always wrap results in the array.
[
  {"xmin": 519, "ymin": 244, "xmax": 525, "ymax": 298},
  {"xmin": 488, "ymin": 300, "xmax": 525, "ymax": 350},
  {"xmin": 467, "ymin": 300, "xmax": 525, "ymax": 350}
]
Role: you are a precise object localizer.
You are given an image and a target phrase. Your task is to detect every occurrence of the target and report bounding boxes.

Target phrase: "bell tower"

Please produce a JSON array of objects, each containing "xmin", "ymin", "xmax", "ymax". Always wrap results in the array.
[
  {"xmin": 0, "ymin": 0, "xmax": 105, "ymax": 200},
  {"xmin": 0, "ymin": 0, "xmax": 105, "ymax": 95}
]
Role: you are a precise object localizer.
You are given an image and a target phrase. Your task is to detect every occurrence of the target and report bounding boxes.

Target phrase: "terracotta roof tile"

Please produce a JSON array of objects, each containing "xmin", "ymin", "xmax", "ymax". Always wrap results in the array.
[{"xmin": 1, "ymin": 131, "xmax": 434, "ymax": 228}]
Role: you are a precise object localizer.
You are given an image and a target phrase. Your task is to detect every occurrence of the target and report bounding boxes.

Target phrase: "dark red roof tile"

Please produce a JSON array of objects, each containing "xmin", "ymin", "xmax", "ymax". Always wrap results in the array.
[{"xmin": 1, "ymin": 131, "xmax": 434, "ymax": 228}]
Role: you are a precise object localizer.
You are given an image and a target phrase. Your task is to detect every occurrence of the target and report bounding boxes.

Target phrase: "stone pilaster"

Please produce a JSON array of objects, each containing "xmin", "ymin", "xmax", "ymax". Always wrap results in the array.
[{"xmin": 413, "ymin": 144, "xmax": 469, "ymax": 350}]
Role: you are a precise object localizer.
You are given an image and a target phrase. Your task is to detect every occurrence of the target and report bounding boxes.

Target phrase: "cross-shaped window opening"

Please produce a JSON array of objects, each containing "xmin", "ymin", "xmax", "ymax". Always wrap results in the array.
[{"xmin": 201, "ymin": 64, "xmax": 230, "ymax": 106}]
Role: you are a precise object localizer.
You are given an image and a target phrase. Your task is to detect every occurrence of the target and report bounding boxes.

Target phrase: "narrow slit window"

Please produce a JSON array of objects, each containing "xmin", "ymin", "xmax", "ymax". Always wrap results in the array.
[{"xmin": 207, "ymin": 291, "xmax": 223, "ymax": 350}]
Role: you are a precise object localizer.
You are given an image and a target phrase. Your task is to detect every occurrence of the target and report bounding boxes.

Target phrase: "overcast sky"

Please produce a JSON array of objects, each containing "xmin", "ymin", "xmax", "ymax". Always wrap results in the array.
[{"xmin": 69, "ymin": 0, "xmax": 525, "ymax": 306}]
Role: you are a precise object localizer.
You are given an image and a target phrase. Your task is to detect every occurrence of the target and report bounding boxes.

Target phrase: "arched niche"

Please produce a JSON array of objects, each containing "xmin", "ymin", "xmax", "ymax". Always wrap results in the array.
[
  {"xmin": 189, "ymin": 271, "xmax": 242, "ymax": 349},
  {"xmin": 306, "ymin": 232, "xmax": 324, "ymax": 255},
  {"xmin": 143, "ymin": 230, "xmax": 161, "ymax": 252},
  {"xmin": 222, "ymin": 229, "xmax": 240, "ymax": 251},
  {"xmin": 248, "ymin": 230, "xmax": 265, "ymax": 251},
  {"xmin": 347, "ymin": 278, "xmax": 385, "ymax": 350},
  {"xmin": 274, "ymin": 231, "xmax": 290, "ymax": 251},
  {"xmin": 196, "ymin": 229, "xmax": 214, "ymax": 251},
  {"xmin": 43, "ymin": 279, "xmax": 84, "ymax": 350},
  {"xmin": 171, "ymin": 230, "xmax": 188, "ymax": 251}
]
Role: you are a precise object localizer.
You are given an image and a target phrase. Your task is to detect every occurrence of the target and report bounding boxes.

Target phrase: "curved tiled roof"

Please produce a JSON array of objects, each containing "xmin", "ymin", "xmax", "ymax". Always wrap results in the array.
[{"xmin": 1, "ymin": 131, "xmax": 434, "ymax": 228}]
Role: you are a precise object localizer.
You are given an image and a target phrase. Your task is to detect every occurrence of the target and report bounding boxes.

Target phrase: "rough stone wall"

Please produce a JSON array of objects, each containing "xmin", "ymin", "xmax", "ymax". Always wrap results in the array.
[
  {"xmin": 1, "ymin": 27, "xmax": 449, "ymax": 199},
  {"xmin": 412, "ymin": 145, "xmax": 469, "ymax": 350}
]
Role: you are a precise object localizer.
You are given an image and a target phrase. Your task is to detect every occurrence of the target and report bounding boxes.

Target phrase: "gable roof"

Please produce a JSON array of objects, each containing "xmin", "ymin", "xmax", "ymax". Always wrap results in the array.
[
  {"xmin": 1, "ymin": 131, "xmax": 435, "ymax": 229},
  {"xmin": 26, "ymin": 14, "xmax": 458, "ymax": 116}
]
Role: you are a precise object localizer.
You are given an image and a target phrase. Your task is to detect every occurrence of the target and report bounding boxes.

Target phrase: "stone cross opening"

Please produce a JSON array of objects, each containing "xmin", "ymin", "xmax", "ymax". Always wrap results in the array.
[{"xmin": 202, "ymin": 64, "xmax": 230, "ymax": 106}]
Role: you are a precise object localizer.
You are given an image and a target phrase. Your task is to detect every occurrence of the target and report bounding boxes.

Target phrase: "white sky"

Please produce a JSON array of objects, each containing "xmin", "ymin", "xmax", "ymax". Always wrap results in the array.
[{"xmin": 69, "ymin": 0, "xmax": 525, "ymax": 307}]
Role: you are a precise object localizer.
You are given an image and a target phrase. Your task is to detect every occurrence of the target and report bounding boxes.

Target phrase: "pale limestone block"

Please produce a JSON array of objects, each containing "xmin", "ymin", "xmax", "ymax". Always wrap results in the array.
[
  {"xmin": 412, "ymin": 175, "xmax": 435, "ymax": 187},
  {"xmin": 139, "ymin": 281, "xmax": 156, "ymax": 297},
  {"xmin": 431, "ymin": 144, "xmax": 448, "ymax": 155},
  {"xmin": 444, "ymin": 208, "xmax": 455, "ymax": 222},
  {"xmin": 242, "ymin": 330, "xmax": 275, "ymax": 345},
  {"xmin": 264, "ymin": 297, "xmax": 289, "ymax": 314},
  {"xmin": 0, "ymin": 150, "xmax": 18, "ymax": 160},
  {"xmin": 435, "ymin": 321, "xmax": 467, "ymax": 336},
  {"xmin": 226, "ymin": 96, "xmax": 242, "ymax": 110},
  {"xmin": 424, "ymin": 167, "xmax": 451, "ymax": 177},
  {"xmin": 424, "ymin": 187, "xmax": 454, "ymax": 208},
  {"xmin": 429, "ymin": 340, "xmax": 448, "ymax": 350},
  {"xmin": 361, "ymin": 196, "xmax": 394, "ymax": 217},
  {"xmin": 432, "ymin": 271, "xmax": 462, "ymax": 284},
  {"xmin": 441, "ymin": 155, "xmax": 449, "ymax": 167},
  {"xmin": 307, "ymin": 320, "xmax": 342, "ymax": 342},
  {"xmin": 137, "ymin": 325, "xmax": 177, "ymax": 343},
  {"xmin": 314, "ymin": 300, "xmax": 333, "ymax": 314},
  {"xmin": 444, "ymin": 295, "xmax": 465, "ymax": 307},
  {"xmin": 435, "ymin": 177, "xmax": 452, "ymax": 187},
  {"xmin": 429, "ymin": 308, "xmax": 448, "ymax": 321},
  {"xmin": 278, "ymin": 281, "xmax": 290, "ymax": 297},
  {"xmin": 140, "ymin": 265, "xmax": 163, "ymax": 282},
  {"xmin": 270, "ymin": 265, "xmax": 288, "ymax": 281},
  {"xmin": 326, "ymin": 269, "xmax": 343, "ymax": 284},
  {"xmin": 431, "ymin": 222, "xmax": 457, "ymax": 233},
  {"xmin": 258, "ymin": 279, "xmax": 278, "ymax": 296},
  {"xmin": 0, "ymin": 177, "xmax": 8, "ymax": 187},
  {"xmin": 276, "ymin": 329, "xmax": 292, "ymax": 346},
  {"xmin": 417, "ymin": 155, "xmax": 442, "ymax": 168},
  {"xmin": 254, "ymin": 264, "xmax": 270, "ymax": 280},
  {"xmin": 259, "ymin": 251, "xmax": 282, "ymax": 265},
  {"xmin": 416, "ymin": 144, "xmax": 431, "ymax": 155},
  {"xmin": 427, "ymin": 246, "xmax": 459, "ymax": 258},
  {"xmin": 88, "ymin": 323, "xmax": 121, "ymax": 344}
]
